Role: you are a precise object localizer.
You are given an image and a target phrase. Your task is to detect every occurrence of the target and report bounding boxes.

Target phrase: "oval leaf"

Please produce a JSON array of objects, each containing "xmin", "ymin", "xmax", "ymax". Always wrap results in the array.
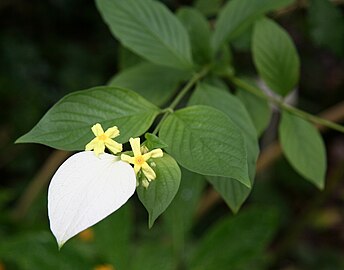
[
  {"xmin": 252, "ymin": 18, "xmax": 300, "ymax": 96},
  {"xmin": 48, "ymin": 151, "xmax": 136, "ymax": 247},
  {"xmin": 236, "ymin": 80, "xmax": 272, "ymax": 136},
  {"xmin": 212, "ymin": 0, "xmax": 293, "ymax": 52},
  {"xmin": 159, "ymin": 105, "xmax": 250, "ymax": 187},
  {"xmin": 137, "ymin": 154, "xmax": 181, "ymax": 228},
  {"xmin": 279, "ymin": 111, "xmax": 327, "ymax": 189},
  {"xmin": 177, "ymin": 7, "xmax": 212, "ymax": 65},
  {"xmin": 189, "ymin": 83, "xmax": 259, "ymax": 211},
  {"xmin": 206, "ymin": 176, "xmax": 250, "ymax": 213},
  {"xmin": 16, "ymin": 86, "xmax": 160, "ymax": 150},
  {"xmin": 96, "ymin": 0, "xmax": 193, "ymax": 70},
  {"xmin": 109, "ymin": 62, "xmax": 188, "ymax": 106}
]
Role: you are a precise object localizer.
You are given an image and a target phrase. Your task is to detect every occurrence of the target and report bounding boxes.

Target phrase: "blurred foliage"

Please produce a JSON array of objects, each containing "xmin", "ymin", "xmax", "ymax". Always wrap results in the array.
[{"xmin": 1, "ymin": 0, "xmax": 344, "ymax": 269}]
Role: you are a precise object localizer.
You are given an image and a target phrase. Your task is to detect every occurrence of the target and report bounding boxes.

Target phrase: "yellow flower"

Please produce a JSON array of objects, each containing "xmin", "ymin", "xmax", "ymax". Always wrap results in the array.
[
  {"xmin": 85, "ymin": 123, "xmax": 122, "ymax": 156},
  {"xmin": 78, "ymin": 228, "xmax": 94, "ymax": 242},
  {"xmin": 121, "ymin": 137, "xmax": 163, "ymax": 185},
  {"xmin": 93, "ymin": 264, "xmax": 115, "ymax": 270}
]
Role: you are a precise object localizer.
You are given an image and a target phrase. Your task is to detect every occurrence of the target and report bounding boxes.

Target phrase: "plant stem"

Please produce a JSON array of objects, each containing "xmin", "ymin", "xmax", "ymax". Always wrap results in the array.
[
  {"xmin": 152, "ymin": 66, "xmax": 210, "ymax": 135},
  {"xmin": 231, "ymin": 77, "xmax": 344, "ymax": 133}
]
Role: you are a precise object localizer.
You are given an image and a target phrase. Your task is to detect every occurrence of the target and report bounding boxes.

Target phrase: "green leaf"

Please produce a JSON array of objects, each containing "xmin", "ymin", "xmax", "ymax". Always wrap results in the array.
[
  {"xmin": 144, "ymin": 133, "xmax": 168, "ymax": 150},
  {"xmin": 164, "ymin": 168, "xmax": 205, "ymax": 252},
  {"xmin": 308, "ymin": 0, "xmax": 344, "ymax": 56},
  {"xmin": 177, "ymin": 7, "xmax": 212, "ymax": 65},
  {"xmin": 109, "ymin": 62, "xmax": 189, "ymax": 106},
  {"xmin": 252, "ymin": 18, "xmax": 300, "ymax": 96},
  {"xmin": 137, "ymin": 154, "xmax": 181, "ymax": 228},
  {"xmin": 213, "ymin": 45, "xmax": 234, "ymax": 76},
  {"xmin": 189, "ymin": 83, "xmax": 259, "ymax": 211},
  {"xmin": 206, "ymin": 176, "xmax": 250, "ymax": 213},
  {"xmin": 16, "ymin": 86, "xmax": 160, "ymax": 150},
  {"xmin": 236, "ymin": 79, "xmax": 272, "ymax": 136},
  {"xmin": 188, "ymin": 207, "xmax": 279, "ymax": 270},
  {"xmin": 96, "ymin": 0, "xmax": 194, "ymax": 70},
  {"xmin": 194, "ymin": 0, "xmax": 224, "ymax": 17},
  {"xmin": 159, "ymin": 105, "xmax": 250, "ymax": 187},
  {"xmin": 212, "ymin": 0, "xmax": 293, "ymax": 52},
  {"xmin": 93, "ymin": 203, "xmax": 132, "ymax": 269},
  {"xmin": 279, "ymin": 111, "xmax": 327, "ymax": 189},
  {"xmin": 118, "ymin": 45, "xmax": 144, "ymax": 70}
]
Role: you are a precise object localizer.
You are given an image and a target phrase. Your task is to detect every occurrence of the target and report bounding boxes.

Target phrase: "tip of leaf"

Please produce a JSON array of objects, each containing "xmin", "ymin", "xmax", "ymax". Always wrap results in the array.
[
  {"xmin": 15, "ymin": 133, "xmax": 33, "ymax": 144},
  {"xmin": 230, "ymin": 206, "xmax": 240, "ymax": 214},
  {"xmin": 316, "ymin": 181, "xmax": 325, "ymax": 190},
  {"xmin": 14, "ymin": 136, "xmax": 25, "ymax": 144},
  {"xmin": 242, "ymin": 177, "xmax": 251, "ymax": 189},
  {"xmin": 148, "ymin": 215, "xmax": 155, "ymax": 229}
]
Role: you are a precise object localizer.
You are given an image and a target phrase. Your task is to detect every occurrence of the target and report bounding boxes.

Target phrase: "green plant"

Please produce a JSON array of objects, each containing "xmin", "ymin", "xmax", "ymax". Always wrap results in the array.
[{"xmin": 11, "ymin": 0, "xmax": 344, "ymax": 268}]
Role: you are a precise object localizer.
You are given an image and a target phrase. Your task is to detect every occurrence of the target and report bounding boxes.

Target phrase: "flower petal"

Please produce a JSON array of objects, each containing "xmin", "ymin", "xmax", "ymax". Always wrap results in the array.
[
  {"xmin": 104, "ymin": 126, "xmax": 120, "ymax": 138},
  {"xmin": 94, "ymin": 140, "xmax": 105, "ymax": 156},
  {"xmin": 129, "ymin": 137, "xmax": 141, "ymax": 157},
  {"xmin": 143, "ymin": 149, "xmax": 163, "ymax": 161},
  {"xmin": 91, "ymin": 123, "xmax": 104, "ymax": 136},
  {"xmin": 85, "ymin": 138, "xmax": 97, "ymax": 151},
  {"xmin": 141, "ymin": 162, "xmax": 156, "ymax": 181},
  {"xmin": 121, "ymin": 154, "xmax": 135, "ymax": 164},
  {"xmin": 134, "ymin": 164, "xmax": 141, "ymax": 175},
  {"xmin": 48, "ymin": 151, "xmax": 136, "ymax": 248},
  {"xmin": 149, "ymin": 149, "xmax": 163, "ymax": 158},
  {"xmin": 105, "ymin": 138, "xmax": 122, "ymax": 154}
]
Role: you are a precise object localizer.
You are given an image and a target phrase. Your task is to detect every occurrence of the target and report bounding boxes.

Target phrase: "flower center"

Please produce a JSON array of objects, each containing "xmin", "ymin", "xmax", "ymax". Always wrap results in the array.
[
  {"xmin": 135, "ymin": 155, "xmax": 145, "ymax": 166},
  {"xmin": 97, "ymin": 134, "xmax": 107, "ymax": 141}
]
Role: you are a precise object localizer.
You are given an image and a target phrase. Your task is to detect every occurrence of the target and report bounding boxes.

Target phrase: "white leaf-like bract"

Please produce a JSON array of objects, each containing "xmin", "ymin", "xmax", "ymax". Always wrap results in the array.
[{"xmin": 48, "ymin": 151, "xmax": 136, "ymax": 248}]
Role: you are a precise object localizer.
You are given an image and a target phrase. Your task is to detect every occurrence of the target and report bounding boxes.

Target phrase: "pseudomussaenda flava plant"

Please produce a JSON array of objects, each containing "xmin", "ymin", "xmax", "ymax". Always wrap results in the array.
[{"xmin": 16, "ymin": 0, "xmax": 344, "ymax": 248}]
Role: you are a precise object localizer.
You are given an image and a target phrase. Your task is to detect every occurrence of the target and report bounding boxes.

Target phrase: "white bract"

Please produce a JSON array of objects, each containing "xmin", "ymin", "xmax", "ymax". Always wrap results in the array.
[{"xmin": 48, "ymin": 151, "xmax": 136, "ymax": 248}]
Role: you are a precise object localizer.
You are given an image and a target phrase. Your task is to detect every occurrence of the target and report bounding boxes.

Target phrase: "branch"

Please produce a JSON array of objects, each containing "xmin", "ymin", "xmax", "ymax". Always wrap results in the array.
[
  {"xmin": 11, "ymin": 150, "xmax": 71, "ymax": 220},
  {"xmin": 196, "ymin": 100, "xmax": 344, "ymax": 218}
]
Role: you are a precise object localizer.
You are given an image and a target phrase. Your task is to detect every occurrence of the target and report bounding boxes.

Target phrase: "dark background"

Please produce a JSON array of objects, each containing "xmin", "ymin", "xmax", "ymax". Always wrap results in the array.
[{"xmin": 1, "ymin": 0, "xmax": 344, "ymax": 269}]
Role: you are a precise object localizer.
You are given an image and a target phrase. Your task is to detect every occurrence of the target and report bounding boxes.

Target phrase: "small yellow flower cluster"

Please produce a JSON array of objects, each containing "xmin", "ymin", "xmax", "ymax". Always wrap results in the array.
[{"xmin": 85, "ymin": 123, "xmax": 163, "ymax": 187}]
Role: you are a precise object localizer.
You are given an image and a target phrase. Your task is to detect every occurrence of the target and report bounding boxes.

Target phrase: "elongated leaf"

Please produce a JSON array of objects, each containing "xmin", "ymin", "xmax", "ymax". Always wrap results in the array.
[
  {"xmin": 177, "ymin": 7, "xmax": 212, "ymax": 65},
  {"xmin": 159, "ymin": 105, "xmax": 250, "ymax": 187},
  {"xmin": 109, "ymin": 62, "xmax": 188, "ymax": 106},
  {"xmin": 279, "ymin": 111, "xmax": 326, "ymax": 189},
  {"xmin": 189, "ymin": 83, "xmax": 259, "ymax": 211},
  {"xmin": 236, "ymin": 80, "xmax": 272, "ymax": 136},
  {"xmin": 212, "ymin": 0, "xmax": 293, "ymax": 52},
  {"xmin": 137, "ymin": 154, "xmax": 181, "ymax": 228},
  {"xmin": 252, "ymin": 18, "xmax": 300, "ymax": 96},
  {"xmin": 16, "ymin": 86, "xmax": 160, "ymax": 150},
  {"xmin": 207, "ymin": 176, "xmax": 250, "ymax": 213},
  {"xmin": 189, "ymin": 207, "xmax": 279, "ymax": 270},
  {"xmin": 96, "ymin": 0, "xmax": 193, "ymax": 70},
  {"xmin": 164, "ymin": 169, "xmax": 205, "ymax": 252}
]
